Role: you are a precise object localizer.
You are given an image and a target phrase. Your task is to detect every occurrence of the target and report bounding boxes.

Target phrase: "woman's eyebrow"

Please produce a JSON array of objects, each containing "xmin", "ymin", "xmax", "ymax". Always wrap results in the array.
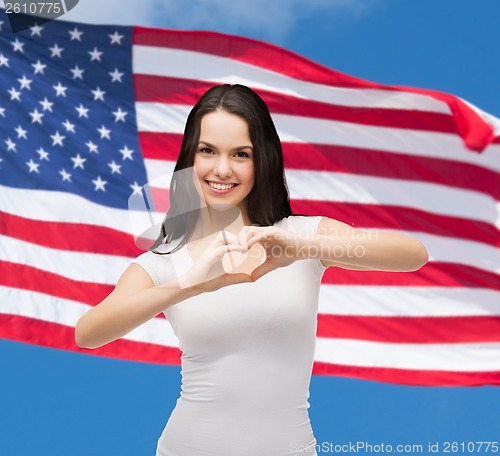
[{"xmin": 198, "ymin": 141, "xmax": 253, "ymax": 151}]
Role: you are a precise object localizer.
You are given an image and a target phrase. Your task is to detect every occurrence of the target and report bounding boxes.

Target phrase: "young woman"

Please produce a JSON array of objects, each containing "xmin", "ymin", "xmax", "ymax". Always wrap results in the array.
[{"xmin": 75, "ymin": 84, "xmax": 429, "ymax": 456}]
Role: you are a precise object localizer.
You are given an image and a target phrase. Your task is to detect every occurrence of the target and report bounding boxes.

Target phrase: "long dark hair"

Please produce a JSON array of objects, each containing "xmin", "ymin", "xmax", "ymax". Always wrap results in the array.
[{"xmin": 149, "ymin": 84, "xmax": 300, "ymax": 255}]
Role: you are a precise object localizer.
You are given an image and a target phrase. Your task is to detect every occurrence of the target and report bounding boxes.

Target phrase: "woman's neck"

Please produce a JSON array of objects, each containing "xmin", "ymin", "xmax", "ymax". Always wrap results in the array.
[{"xmin": 192, "ymin": 205, "xmax": 252, "ymax": 240}]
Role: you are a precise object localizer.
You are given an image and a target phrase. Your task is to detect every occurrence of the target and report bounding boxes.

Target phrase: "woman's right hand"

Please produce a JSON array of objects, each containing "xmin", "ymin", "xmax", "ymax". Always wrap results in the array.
[{"xmin": 179, "ymin": 230, "xmax": 252, "ymax": 293}]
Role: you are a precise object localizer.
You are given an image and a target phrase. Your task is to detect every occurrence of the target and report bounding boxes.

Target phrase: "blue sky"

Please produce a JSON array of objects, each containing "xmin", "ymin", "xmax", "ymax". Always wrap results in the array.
[{"xmin": 1, "ymin": 1, "xmax": 499, "ymax": 455}]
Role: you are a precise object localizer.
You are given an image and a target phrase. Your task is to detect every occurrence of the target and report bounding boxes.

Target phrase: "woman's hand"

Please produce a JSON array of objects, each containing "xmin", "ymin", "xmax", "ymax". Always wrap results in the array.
[
  {"xmin": 238, "ymin": 225, "xmax": 305, "ymax": 281},
  {"xmin": 180, "ymin": 230, "xmax": 252, "ymax": 294}
]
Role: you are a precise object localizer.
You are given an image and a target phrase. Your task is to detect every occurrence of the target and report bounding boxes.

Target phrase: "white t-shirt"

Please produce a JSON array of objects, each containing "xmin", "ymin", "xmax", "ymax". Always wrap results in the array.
[{"xmin": 131, "ymin": 215, "xmax": 327, "ymax": 456}]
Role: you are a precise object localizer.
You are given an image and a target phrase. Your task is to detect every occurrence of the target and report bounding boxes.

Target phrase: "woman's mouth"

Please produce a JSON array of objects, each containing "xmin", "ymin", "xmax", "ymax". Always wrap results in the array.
[{"xmin": 205, "ymin": 180, "xmax": 239, "ymax": 194}]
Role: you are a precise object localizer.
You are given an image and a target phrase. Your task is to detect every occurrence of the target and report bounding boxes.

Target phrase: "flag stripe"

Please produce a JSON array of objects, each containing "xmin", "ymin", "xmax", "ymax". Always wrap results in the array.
[
  {"xmin": 316, "ymin": 315, "xmax": 500, "ymax": 343},
  {"xmin": 0, "ymin": 314, "xmax": 181, "ymax": 365},
  {"xmin": 314, "ymin": 338, "xmax": 500, "ymax": 371},
  {"xmin": 312, "ymin": 362, "xmax": 500, "ymax": 387},
  {"xmin": 318, "ymin": 285, "xmax": 500, "ymax": 317}
]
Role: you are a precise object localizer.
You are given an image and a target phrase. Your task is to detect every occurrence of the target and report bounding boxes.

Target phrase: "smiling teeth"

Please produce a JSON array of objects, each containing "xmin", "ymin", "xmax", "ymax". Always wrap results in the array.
[{"xmin": 208, "ymin": 181, "xmax": 236, "ymax": 190}]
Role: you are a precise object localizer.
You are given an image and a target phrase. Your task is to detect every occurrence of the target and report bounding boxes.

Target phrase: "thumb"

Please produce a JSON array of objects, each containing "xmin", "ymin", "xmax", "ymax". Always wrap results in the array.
[{"xmin": 251, "ymin": 258, "xmax": 279, "ymax": 282}]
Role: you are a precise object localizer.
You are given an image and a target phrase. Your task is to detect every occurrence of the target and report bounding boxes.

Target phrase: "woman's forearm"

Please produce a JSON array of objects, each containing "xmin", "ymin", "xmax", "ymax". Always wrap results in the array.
[
  {"xmin": 75, "ymin": 277, "xmax": 199, "ymax": 349},
  {"xmin": 300, "ymin": 231, "xmax": 429, "ymax": 272}
]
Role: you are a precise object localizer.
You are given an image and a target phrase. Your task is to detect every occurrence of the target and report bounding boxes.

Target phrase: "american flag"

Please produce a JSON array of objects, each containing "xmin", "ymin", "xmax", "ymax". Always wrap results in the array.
[{"xmin": 1, "ymin": 9, "xmax": 500, "ymax": 387}]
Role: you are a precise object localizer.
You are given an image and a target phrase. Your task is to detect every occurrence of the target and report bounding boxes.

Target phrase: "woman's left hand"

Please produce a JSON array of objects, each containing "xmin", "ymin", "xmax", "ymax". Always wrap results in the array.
[{"xmin": 238, "ymin": 226, "xmax": 306, "ymax": 281}]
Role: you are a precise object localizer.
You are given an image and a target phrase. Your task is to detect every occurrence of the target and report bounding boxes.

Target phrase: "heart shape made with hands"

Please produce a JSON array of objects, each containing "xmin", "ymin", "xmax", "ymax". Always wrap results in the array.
[{"xmin": 222, "ymin": 242, "xmax": 266, "ymax": 275}]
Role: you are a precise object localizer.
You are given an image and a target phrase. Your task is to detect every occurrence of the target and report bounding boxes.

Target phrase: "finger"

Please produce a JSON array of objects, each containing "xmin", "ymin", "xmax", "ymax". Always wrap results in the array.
[{"xmin": 221, "ymin": 272, "xmax": 252, "ymax": 287}]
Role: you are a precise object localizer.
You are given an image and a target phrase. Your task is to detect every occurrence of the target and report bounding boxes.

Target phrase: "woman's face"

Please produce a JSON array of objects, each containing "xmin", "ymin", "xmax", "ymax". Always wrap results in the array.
[{"xmin": 193, "ymin": 110, "xmax": 255, "ymax": 219}]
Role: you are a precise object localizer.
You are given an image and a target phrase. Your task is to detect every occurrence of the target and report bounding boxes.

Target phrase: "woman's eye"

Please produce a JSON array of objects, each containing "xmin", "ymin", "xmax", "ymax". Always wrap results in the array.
[
  {"xmin": 200, "ymin": 148, "xmax": 213, "ymax": 154},
  {"xmin": 235, "ymin": 151, "xmax": 250, "ymax": 158}
]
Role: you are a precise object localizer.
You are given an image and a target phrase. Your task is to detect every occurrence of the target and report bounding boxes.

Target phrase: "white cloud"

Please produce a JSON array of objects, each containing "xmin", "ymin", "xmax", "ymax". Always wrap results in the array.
[{"xmin": 36, "ymin": 0, "xmax": 382, "ymax": 41}]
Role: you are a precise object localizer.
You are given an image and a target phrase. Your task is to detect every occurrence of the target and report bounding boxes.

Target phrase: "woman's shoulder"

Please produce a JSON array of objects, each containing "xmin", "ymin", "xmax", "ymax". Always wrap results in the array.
[
  {"xmin": 130, "ymin": 242, "xmax": 180, "ymax": 287},
  {"xmin": 276, "ymin": 214, "xmax": 325, "ymax": 236}
]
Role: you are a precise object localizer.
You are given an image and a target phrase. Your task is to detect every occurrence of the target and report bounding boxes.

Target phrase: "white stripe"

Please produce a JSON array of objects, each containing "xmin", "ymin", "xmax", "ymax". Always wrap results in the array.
[
  {"xmin": 315, "ymin": 338, "xmax": 500, "ymax": 371},
  {"xmin": 319, "ymin": 286, "xmax": 500, "ymax": 317},
  {"xmin": 0, "ymin": 286, "xmax": 179, "ymax": 347},
  {"xmin": 0, "ymin": 185, "xmax": 166, "ymax": 242},
  {"xmin": 285, "ymin": 169, "xmax": 500, "ymax": 226},
  {"xmin": 1, "ymin": 235, "xmax": 131, "ymax": 285},
  {"xmin": 133, "ymin": 45, "xmax": 451, "ymax": 113},
  {"xmin": 136, "ymin": 103, "xmax": 500, "ymax": 173}
]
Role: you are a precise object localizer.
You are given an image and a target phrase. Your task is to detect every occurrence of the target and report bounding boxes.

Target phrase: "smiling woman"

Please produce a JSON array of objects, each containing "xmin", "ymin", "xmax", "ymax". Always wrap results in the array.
[{"xmin": 74, "ymin": 84, "xmax": 428, "ymax": 456}]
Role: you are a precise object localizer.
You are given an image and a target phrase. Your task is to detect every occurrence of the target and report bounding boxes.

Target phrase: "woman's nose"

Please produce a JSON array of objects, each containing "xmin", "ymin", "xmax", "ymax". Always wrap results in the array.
[{"xmin": 214, "ymin": 158, "xmax": 232, "ymax": 177}]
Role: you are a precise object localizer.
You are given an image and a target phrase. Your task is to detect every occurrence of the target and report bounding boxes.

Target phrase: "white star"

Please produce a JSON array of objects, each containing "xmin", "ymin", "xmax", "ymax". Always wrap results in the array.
[
  {"xmin": 53, "ymin": 82, "xmax": 68, "ymax": 97},
  {"xmin": 51, "ymin": 131, "xmax": 66, "ymax": 147},
  {"xmin": 109, "ymin": 68, "xmax": 124, "ymax": 83},
  {"xmin": 26, "ymin": 159, "xmax": 40, "ymax": 173},
  {"xmin": 0, "ymin": 54, "xmax": 9, "ymax": 67},
  {"xmin": 75, "ymin": 104, "xmax": 89, "ymax": 118},
  {"xmin": 70, "ymin": 65, "xmax": 84, "ymax": 80},
  {"xmin": 109, "ymin": 31, "xmax": 124, "ymax": 45},
  {"xmin": 112, "ymin": 107, "xmax": 128, "ymax": 122},
  {"xmin": 108, "ymin": 161, "xmax": 122, "ymax": 174},
  {"xmin": 69, "ymin": 27, "xmax": 84, "ymax": 41},
  {"xmin": 15, "ymin": 125, "xmax": 28, "ymax": 139},
  {"xmin": 8, "ymin": 87, "xmax": 21, "ymax": 101},
  {"xmin": 37, "ymin": 148, "xmax": 50, "ymax": 160},
  {"xmin": 12, "ymin": 38, "xmax": 25, "ymax": 53},
  {"xmin": 120, "ymin": 145, "xmax": 134, "ymax": 160},
  {"xmin": 49, "ymin": 43, "xmax": 64, "ymax": 58},
  {"xmin": 5, "ymin": 138, "xmax": 17, "ymax": 152},
  {"xmin": 85, "ymin": 141, "xmax": 99, "ymax": 154},
  {"xmin": 91, "ymin": 87, "xmax": 106, "ymax": 101},
  {"xmin": 62, "ymin": 120, "xmax": 76, "ymax": 133},
  {"xmin": 92, "ymin": 176, "xmax": 107, "ymax": 191},
  {"xmin": 130, "ymin": 181, "xmax": 142, "ymax": 195},
  {"xmin": 98, "ymin": 125, "xmax": 111, "ymax": 140},
  {"xmin": 40, "ymin": 97, "xmax": 54, "ymax": 112},
  {"xmin": 32, "ymin": 60, "xmax": 47, "ymax": 74},
  {"xmin": 0, "ymin": 106, "xmax": 6, "ymax": 117},
  {"xmin": 30, "ymin": 24, "xmax": 44, "ymax": 37},
  {"xmin": 59, "ymin": 169, "xmax": 72, "ymax": 182},
  {"xmin": 71, "ymin": 154, "xmax": 87, "ymax": 169},
  {"xmin": 29, "ymin": 109, "xmax": 45, "ymax": 124},
  {"xmin": 18, "ymin": 75, "xmax": 33, "ymax": 90},
  {"xmin": 89, "ymin": 47, "xmax": 103, "ymax": 62}
]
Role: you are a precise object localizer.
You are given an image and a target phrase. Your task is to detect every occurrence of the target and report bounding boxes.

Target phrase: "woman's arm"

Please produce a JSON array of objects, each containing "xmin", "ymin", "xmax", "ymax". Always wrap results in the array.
[
  {"xmin": 75, "ymin": 264, "xmax": 200, "ymax": 349},
  {"xmin": 308, "ymin": 217, "xmax": 429, "ymax": 272}
]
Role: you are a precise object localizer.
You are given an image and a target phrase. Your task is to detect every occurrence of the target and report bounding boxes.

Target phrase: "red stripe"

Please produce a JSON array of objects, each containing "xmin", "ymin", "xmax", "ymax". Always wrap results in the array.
[
  {"xmin": 312, "ymin": 362, "xmax": 500, "ymax": 386},
  {"xmin": 132, "ymin": 28, "xmax": 499, "ymax": 152},
  {"xmin": 0, "ymin": 211, "xmax": 143, "ymax": 257},
  {"xmin": 292, "ymin": 200, "xmax": 500, "ymax": 248},
  {"xmin": 0, "ymin": 314, "xmax": 181, "ymax": 365},
  {"xmin": 1, "ymin": 262, "xmax": 114, "ymax": 306},
  {"xmin": 320, "ymin": 262, "xmax": 500, "ymax": 291},
  {"xmin": 134, "ymin": 74, "xmax": 459, "ymax": 134},
  {"xmin": 139, "ymin": 132, "xmax": 182, "ymax": 161},
  {"xmin": 317, "ymin": 315, "xmax": 500, "ymax": 343}
]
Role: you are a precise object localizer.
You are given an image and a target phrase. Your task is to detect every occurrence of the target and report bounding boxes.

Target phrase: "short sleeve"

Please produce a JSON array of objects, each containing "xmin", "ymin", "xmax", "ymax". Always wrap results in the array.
[
  {"xmin": 285, "ymin": 215, "xmax": 328, "ymax": 274},
  {"xmin": 131, "ymin": 248, "xmax": 178, "ymax": 287}
]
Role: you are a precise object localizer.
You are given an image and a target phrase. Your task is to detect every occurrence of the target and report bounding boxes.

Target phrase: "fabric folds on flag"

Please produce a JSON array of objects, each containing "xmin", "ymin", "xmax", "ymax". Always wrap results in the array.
[{"xmin": 1, "ymin": 9, "xmax": 499, "ymax": 386}]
